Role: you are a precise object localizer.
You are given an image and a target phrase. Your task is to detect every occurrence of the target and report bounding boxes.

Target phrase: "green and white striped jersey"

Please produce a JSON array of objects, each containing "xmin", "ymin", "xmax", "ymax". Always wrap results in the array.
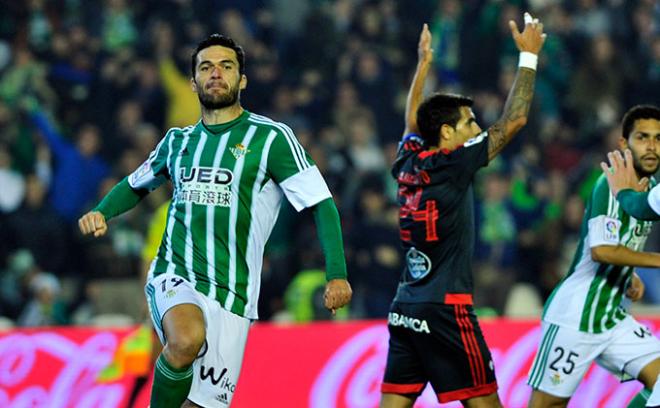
[
  {"xmin": 543, "ymin": 174, "xmax": 656, "ymax": 333},
  {"xmin": 129, "ymin": 111, "xmax": 332, "ymax": 319}
]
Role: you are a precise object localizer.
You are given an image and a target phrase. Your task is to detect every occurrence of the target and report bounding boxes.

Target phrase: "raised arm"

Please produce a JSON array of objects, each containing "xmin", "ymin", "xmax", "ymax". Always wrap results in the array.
[
  {"xmin": 404, "ymin": 24, "xmax": 433, "ymax": 136},
  {"xmin": 487, "ymin": 13, "xmax": 546, "ymax": 160}
]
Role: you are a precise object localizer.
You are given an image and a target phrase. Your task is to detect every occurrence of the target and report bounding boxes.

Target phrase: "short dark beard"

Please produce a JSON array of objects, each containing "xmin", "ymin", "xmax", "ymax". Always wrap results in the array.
[
  {"xmin": 631, "ymin": 150, "xmax": 659, "ymax": 178},
  {"xmin": 197, "ymin": 84, "xmax": 239, "ymax": 110}
]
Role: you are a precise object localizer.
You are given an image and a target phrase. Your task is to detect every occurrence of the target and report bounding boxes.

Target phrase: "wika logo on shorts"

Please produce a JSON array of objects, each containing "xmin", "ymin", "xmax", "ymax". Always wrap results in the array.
[{"xmin": 200, "ymin": 365, "xmax": 236, "ymax": 393}]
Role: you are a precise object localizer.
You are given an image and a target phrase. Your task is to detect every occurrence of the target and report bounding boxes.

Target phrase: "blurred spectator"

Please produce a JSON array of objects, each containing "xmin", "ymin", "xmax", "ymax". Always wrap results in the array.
[
  {"xmin": 4, "ymin": 174, "xmax": 67, "ymax": 275},
  {"xmin": 27, "ymin": 105, "xmax": 109, "ymax": 222},
  {"xmin": 16, "ymin": 258, "xmax": 68, "ymax": 327},
  {"xmin": 0, "ymin": 143, "xmax": 26, "ymax": 213}
]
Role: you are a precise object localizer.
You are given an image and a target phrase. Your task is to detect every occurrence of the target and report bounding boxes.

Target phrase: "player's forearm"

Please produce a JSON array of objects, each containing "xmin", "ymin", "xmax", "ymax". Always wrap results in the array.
[
  {"xmin": 94, "ymin": 177, "xmax": 149, "ymax": 221},
  {"xmin": 487, "ymin": 66, "xmax": 536, "ymax": 160},
  {"xmin": 312, "ymin": 198, "xmax": 347, "ymax": 280},
  {"xmin": 404, "ymin": 61, "xmax": 432, "ymax": 134},
  {"xmin": 617, "ymin": 189, "xmax": 660, "ymax": 221},
  {"xmin": 591, "ymin": 245, "xmax": 660, "ymax": 268}
]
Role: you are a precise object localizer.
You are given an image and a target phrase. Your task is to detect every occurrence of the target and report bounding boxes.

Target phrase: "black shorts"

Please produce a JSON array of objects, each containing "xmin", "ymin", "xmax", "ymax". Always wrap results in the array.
[{"xmin": 381, "ymin": 302, "xmax": 498, "ymax": 403}]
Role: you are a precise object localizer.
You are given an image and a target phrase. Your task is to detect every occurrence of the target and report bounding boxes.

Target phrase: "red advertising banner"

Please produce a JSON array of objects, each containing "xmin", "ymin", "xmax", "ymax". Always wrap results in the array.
[{"xmin": 0, "ymin": 319, "xmax": 656, "ymax": 407}]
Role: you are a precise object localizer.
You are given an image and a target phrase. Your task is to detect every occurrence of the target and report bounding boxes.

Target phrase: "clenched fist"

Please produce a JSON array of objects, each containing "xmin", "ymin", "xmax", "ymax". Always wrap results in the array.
[
  {"xmin": 78, "ymin": 211, "xmax": 108, "ymax": 237},
  {"xmin": 324, "ymin": 279, "xmax": 352, "ymax": 315}
]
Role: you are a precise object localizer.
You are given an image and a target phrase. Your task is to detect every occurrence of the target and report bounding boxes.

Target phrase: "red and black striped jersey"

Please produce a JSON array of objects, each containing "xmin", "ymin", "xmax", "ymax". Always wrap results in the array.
[{"xmin": 391, "ymin": 131, "xmax": 489, "ymax": 305}]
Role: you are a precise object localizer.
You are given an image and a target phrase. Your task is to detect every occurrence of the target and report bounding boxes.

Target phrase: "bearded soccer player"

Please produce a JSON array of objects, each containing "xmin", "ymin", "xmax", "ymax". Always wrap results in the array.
[
  {"xmin": 79, "ymin": 34, "xmax": 352, "ymax": 408},
  {"xmin": 527, "ymin": 105, "xmax": 660, "ymax": 408},
  {"xmin": 380, "ymin": 13, "xmax": 545, "ymax": 408}
]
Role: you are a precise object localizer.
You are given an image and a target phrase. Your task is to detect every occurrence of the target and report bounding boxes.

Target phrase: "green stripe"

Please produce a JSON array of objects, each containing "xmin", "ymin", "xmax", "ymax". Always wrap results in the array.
[
  {"xmin": 579, "ymin": 263, "xmax": 609, "ymax": 332},
  {"xmin": 156, "ymin": 358, "xmax": 193, "ymax": 381},
  {"xmin": 530, "ymin": 324, "xmax": 559, "ymax": 387}
]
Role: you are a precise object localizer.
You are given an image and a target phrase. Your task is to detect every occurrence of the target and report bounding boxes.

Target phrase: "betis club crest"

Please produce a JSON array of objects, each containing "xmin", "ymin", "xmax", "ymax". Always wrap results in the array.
[{"xmin": 229, "ymin": 143, "xmax": 250, "ymax": 159}]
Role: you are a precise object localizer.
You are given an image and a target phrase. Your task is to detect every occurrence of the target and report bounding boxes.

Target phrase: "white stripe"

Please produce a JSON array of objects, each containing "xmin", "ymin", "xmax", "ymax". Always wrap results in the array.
[
  {"xmin": 184, "ymin": 131, "xmax": 208, "ymax": 285},
  {"xmin": 166, "ymin": 128, "xmax": 194, "ymax": 276},
  {"xmin": 587, "ymin": 266, "xmax": 610, "ymax": 332},
  {"xmin": 207, "ymin": 131, "xmax": 231, "ymax": 301},
  {"xmin": 225, "ymin": 125, "xmax": 257, "ymax": 311},
  {"xmin": 244, "ymin": 130, "xmax": 278, "ymax": 318},
  {"xmin": 278, "ymin": 121, "xmax": 310, "ymax": 170},
  {"xmin": 249, "ymin": 114, "xmax": 309, "ymax": 171}
]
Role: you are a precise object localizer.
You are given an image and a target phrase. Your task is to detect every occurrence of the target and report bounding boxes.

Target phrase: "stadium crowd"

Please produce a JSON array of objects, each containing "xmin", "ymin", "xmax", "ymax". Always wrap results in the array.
[{"xmin": 0, "ymin": 0, "xmax": 658, "ymax": 326}]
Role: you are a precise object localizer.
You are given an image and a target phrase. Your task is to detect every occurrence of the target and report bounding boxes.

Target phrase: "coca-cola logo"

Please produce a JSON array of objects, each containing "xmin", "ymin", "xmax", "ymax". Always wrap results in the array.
[
  {"xmin": 310, "ymin": 323, "xmax": 652, "ymax": 408},
  {"xmin": 0, "ymin": 331, "xmax": 129, "ymax": 407}
]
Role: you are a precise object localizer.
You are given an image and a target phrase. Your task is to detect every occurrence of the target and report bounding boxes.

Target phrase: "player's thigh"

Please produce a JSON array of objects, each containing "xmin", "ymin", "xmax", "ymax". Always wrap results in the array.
[
  {"xmin": 462, "ymin": 392, "xmax": 502, "ymax": 408},
  {"xmin": 638, "ymin": 357, "xmax": 660, "ymax": 389},
  {"xmin": 380, "ymin": 392, "xmax": 415, "ymax": 408},
  {"xmin": 597, "ymin": 315, "xmax": 660, "ymax": 386},
  {"xmin": 381, "ymin": 303, "xmax": 428, "ymax": 401},
  {"xmin": 527, "ymin": 322, "xmax": 604, "ymax": 399},
  {"xmin": 145, "ymin": 273, "xmax": 206, "ymax": 346},
  {"xmin": 187, "ymin": 298, "xmax": 250, "ymax": 408},
  {"xmin": 528, "ymin": 389, "xmax": 569, "ymax": 408},
  {"xmin": 420, "ymin": 304, "xmax": 497, "ymax": 404}
]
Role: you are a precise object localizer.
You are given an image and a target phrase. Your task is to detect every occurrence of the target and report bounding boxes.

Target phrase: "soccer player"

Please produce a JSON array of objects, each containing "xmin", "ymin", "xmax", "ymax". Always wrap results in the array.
[
  {"xmin": 527, "ymin": 105, "xmax": 660, "ymax": 408},
  {"xmin": 79, "ymin": 34, "xmax": 352, "ymax": 408},
  {"xmin": 380, "ymin": 13, "xmax": 545, "ymax": 408},
  {"xmin": 600, "ymin": 107, "xmax": 660, "ymax": 223}
]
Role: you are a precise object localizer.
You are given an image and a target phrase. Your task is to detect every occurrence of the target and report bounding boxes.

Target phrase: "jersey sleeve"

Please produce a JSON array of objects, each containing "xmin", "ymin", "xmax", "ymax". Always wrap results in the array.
[
  {"xmin": 267, "ymin": 125, "xmax": 332, "ymax": 211},
  {"xmin": 586, "ymin": 176, "xmax": 621, "ymax": 248},
  {"xmin": 648, "ymin": 185, "xmax": 660, "ymax": 216},
  {"xmin": 128, "ymin": 130, "xmax": 172, "ymax": 191},
  {"xmin": 616, "ymin": 189, "xmax": 660, "ymax": 221}
]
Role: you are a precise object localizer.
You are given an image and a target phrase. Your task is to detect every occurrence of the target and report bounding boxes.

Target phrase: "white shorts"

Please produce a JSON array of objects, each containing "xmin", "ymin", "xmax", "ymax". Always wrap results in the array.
[
  {"xmin": 145, "ymin": 273, "xmax": 251, "ymax": 407},
  {"xmin": 527, "ymin": 315, "xmax": 660, "ymax": 398}
]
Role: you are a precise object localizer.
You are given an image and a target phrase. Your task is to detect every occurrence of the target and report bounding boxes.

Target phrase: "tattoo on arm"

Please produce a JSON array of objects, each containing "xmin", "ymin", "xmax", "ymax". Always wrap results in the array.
[{"xmin": 487, "ymin": 67, "xmax": 536, "ymax": 160}]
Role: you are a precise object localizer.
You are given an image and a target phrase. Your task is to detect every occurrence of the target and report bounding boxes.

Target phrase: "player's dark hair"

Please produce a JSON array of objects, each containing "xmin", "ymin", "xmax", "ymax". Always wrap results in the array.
[
  {"xmin": 416, "ymin": 93, "xmax": 474, "ymax": 147},
  {"xmin": 622, "ymin": 105, "xmax": 660, "ymax": 139},
  {"xmin": 191, "ymin": 34, "xmax": 245, "ymax": 76}
]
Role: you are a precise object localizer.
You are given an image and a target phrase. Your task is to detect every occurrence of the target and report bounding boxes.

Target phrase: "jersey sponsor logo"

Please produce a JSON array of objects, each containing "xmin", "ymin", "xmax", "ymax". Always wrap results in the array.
[
  {"xmin": 633, "ymin": 222, "xmax": 652, "ymax": 237},
  {"xmin": 177, "ymin": 167, "xmax": 234, "ymax": 206},
  {"xmin": 229, "ymin": 143, "xmax": 251, "ymax": 160},
  {"xmin": 387, "ymin": 312, "xmax": 431, "ymax": 333},
  {"xmin": 406, "ymin": 247, "xmax": 432, "ymax": 281},
  {"xmin": 603, "ymin": 218, "xmax": 619, "ymax": 242}
]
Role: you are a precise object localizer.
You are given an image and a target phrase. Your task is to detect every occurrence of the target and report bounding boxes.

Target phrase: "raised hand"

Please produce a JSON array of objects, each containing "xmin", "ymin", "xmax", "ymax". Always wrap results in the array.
[
  {"xmin": 509, "ymin": 12, "xmax": 546, "ymax": 55},
  {"xmin": 78, "ymin": 211, "xmax": 108, "ymax": 237},
  {"xmin": 324, "ymin": 279, "xmax": 352, "ymax": 315},
  {"xmin": 418, "ymin": 23, "xmax": 433, "ymax": 66},
  {"xmin": 600, "ymin": 149, "xmax": 649, "ymax": 196}
]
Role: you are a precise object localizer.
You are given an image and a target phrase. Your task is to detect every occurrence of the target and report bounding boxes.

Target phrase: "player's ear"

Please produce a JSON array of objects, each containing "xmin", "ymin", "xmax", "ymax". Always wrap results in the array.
[
  {"xmin": 191, "ymin": 77, "xmax": 199, "ymax": 93},
  {"xmin": 440, "ymin": 124, "xmax": 454, "ymax": 141},
  {"xmin": 239, "ymin": 74, "xmax": 247, "ymax": 91},
  {"xmin": 618, "ymin": 136, "xmax": 629, "ymax": 150}
]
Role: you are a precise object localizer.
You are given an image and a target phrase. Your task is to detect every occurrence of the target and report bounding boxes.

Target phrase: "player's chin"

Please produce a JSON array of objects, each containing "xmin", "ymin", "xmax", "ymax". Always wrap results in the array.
[{"xmin": 641, "ymin": 162, "xmax": 659, "ymax": 175}]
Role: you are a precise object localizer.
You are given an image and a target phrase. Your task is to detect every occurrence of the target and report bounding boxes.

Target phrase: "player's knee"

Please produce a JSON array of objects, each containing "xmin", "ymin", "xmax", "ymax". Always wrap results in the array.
[{"xmin": 165, "ymin": 328, "xmax": 206, "ymax": 367}]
